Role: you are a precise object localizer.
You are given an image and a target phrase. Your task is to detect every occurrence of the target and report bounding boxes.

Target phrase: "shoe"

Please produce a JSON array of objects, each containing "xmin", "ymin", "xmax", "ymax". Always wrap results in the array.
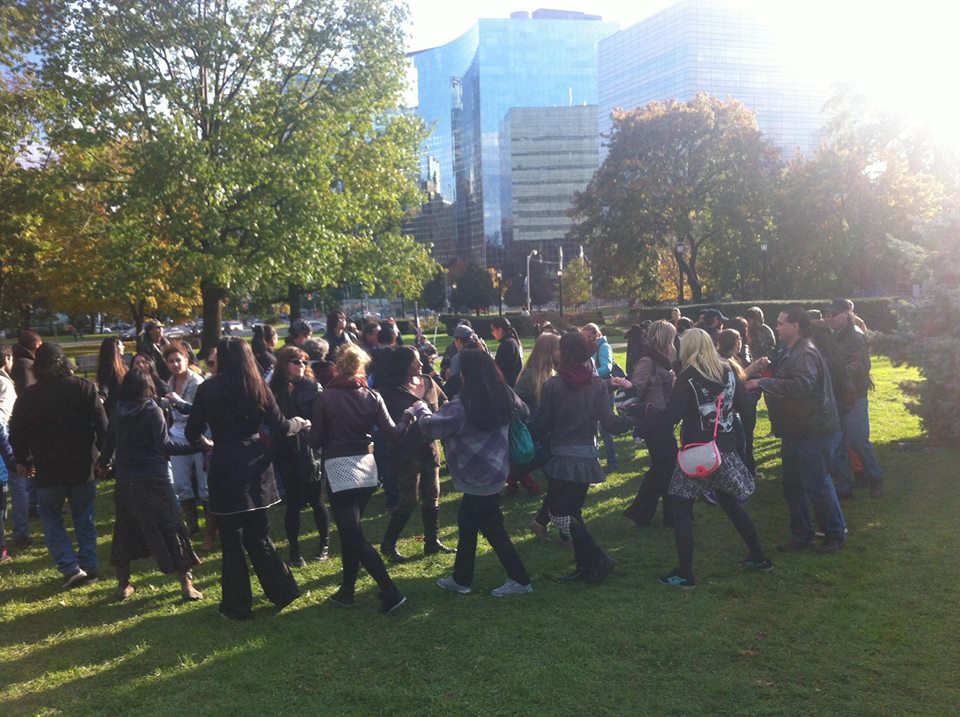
[
  {"xmin": 313, "ymin": 544, "xmax": 330, "ymax": 561},
  {"xmin": 776, "ymin": 538, "xmax": 813, "ymax": 553},
  {"xmin": 12, "ymin": 536, "xmax": 32, "ymax": 549},
  {"xmin": 289, "ymin": 553, "xmax": 306, "ymax": 568},
  {"xmin": 81, "ymin": 569, "xmax": 99, "ymax": 583},
  {"xmin": 659, "ymin": 571, "xmax": 696, "ymax": 590},
  {"xmin": 491, "ymin": 578, "xmax": 533, "ymax": 597},
  {"xmin": 870, "ymin": 483, "xmax": 885, "ymax": 499},
  {"xmin": 424, "ymin": 540, "xmax": 456, "ymax": 556},
  {"xmin": 700, "ymin": 491, "xmax": 719, "ymax": 506},
  {"xmin": 378, "ymin": 588, "xmax": 407, "ymax": 615},
  {"xmin": 62, "ymin": 568, "xmax": 89, "ymax": 589},
  {"xmin": 327, "ymin": 588, "xmax": 354, "ymax": 607},
  {"xmin": 382, "ymin": 547, "xmax": 411, "ymax": 564},
  {"xmin": 219, "ymin": 608, "xmax": 255, "ymax": 621},
  {"xmin": 584, "ymin": 555, "xmax": 617, "ymax": 585},
  {"xmin": 180, "ymin": 574, "xmax": 203, "ymax": 601},
  {"xmin": 814, "ymin": 536, "xmax": 846, "ymax": 555},
  {"xmin": 116, "ymin": 582, "xmax": 135, "ymax": 601},
  {"xmin": 557, "ymin": 567, "xmax": 585, "ymax": 582},
  {"xmin": 530, "ymin": 519, "xmax": 547, "ymax": 540},
  {"xmin": 740, "ymin": 557, "xmax": 774, "ymax": 572},
  {"xmin": 437, "ymin": 575, "xmax": 472, "ymax": 594},
  {"xmin": 0, "ymin": 550, "xmax": 12, "ymax": 563}
]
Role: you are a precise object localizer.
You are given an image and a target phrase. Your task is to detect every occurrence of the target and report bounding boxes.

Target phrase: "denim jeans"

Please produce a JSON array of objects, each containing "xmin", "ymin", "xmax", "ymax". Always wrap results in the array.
[
  {"xmin": 37, "ymin": 481, "xmax": 98, "ymax": 576},
  {"xmin": 832, "ymin": 397, "xmax": 883, "ymax": 492},
  {"xmin": 7, "ymin": 470, "xmax": 30, "ymax": 540},
  {"xmin": 781, "ymin": 432, "xmax": 846, "ymax": 541}
]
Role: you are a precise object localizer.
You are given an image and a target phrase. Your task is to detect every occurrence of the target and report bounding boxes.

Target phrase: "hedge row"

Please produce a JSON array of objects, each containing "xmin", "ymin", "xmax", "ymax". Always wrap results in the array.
[
  {"xmin": 438, "ymin": 311, "xmax": 606, "ymax": 338},
  {"xmin": 632, "ymin": 298, "xmax": 899, "ymax": 333}
]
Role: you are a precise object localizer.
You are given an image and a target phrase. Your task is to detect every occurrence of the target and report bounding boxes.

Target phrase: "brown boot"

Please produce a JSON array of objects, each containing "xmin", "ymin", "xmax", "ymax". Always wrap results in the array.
[
  {"xmin": 180, "ymin": 573, "xmax": 203, "ymax": 601},
  {"xmin": 116, "ymin": 582, "xmax": 135, "ymax": 601}
]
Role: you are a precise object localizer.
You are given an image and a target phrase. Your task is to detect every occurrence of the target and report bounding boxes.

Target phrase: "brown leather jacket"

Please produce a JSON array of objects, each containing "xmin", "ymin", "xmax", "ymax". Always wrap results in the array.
[{"xmin": 308, "ymin": 382, "xmax": 405, "ymax": 459}]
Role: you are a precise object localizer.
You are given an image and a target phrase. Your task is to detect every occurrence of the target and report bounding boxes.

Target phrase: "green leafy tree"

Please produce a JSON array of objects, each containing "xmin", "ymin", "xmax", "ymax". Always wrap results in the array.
[
  {"xmin": 38, "ymin": 0, "xmax": 434, "ymax": 350},
  {"xmin": 562, "ymin": 256, "xmax": 591, "ymax": 308},
  {"xmin": 450, "ymin": 264, "xmax": 495, "ymax": 316},
  {"xmin": 570, "ymin": 94, "xmax": 781, "ymax": 303}
]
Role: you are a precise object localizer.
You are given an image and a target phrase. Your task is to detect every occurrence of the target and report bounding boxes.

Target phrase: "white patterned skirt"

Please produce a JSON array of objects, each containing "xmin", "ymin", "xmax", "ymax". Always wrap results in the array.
[
  {"xmin": 324, "ymin": 454, "xmax": 379, "ymax": 494},
  {"xmin": 668, "ymin": 450, "xmax": 755, "ymax": 501}
]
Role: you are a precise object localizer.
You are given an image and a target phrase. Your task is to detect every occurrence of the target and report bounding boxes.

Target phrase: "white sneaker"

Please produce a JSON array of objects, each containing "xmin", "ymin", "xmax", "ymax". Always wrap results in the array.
[
  {"xmin": 491, "ymin": 579, "xmax": 533, "ymax": 597},
  {"xmin": 437, "ymin": 575, "xmax": 471, "ymax": 594},
  {"xmin": 62, "ymin": 568, "xmax": 89, "ymax": 589}
]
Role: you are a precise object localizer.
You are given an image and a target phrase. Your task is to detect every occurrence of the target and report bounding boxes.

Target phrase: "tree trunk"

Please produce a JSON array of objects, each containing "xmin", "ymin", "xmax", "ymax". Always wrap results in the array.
[
  {"xmin": 200, "ymin": 281, "xmax": 226, "ymax": 354},
  {"xmin": 130, "ymin": 299, "xmax": 146, "ymax": 337},
  {"xmin": 288, "ymin": 283, "xmax": 303, "ymax": 325},
  {"xmin": 678, "ymin": 243, "xmax": 703, "ymax": 303}
]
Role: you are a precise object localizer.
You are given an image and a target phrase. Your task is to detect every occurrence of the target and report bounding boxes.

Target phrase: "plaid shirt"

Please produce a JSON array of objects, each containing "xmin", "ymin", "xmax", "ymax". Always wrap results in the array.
[{"xmin": 414, "ymin": 397, "xmax": 523, "ymax": 496}]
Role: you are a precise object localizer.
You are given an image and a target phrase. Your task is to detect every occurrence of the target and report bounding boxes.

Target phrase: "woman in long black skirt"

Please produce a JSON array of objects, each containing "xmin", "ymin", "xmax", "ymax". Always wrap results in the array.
[
  {"xmin": 186, "ymin": 338, "xmax": 310, "ymax": 620},
  {"xmin": 96, "ymin": 368, "xmax": 206, "ymax": 601}
]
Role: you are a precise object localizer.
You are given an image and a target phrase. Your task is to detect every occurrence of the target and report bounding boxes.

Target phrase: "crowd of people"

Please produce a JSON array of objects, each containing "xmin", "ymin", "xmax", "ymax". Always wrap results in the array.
[{"xmin": 0, "ymin": 299, "xmax": 883, "ymax": 615}]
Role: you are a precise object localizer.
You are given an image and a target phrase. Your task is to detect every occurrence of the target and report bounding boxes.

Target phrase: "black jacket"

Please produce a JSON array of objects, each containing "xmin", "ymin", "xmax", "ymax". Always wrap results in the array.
[
  {"xmin": 662, "ymin": 365, "xmax": 744, "ymax": 453},
  {"xmin": 99, "ymin": 399, "xmax": 196, "ymax": 481},
  {"xmin": 833, "ymin": 320, "xmax": 872, "ymax": 399},
  {"xmin": 308, "ymin": 381, "xmax": 404, "ymax": 459},
  {"xmin": 10, "ymin": 375, "xmax": 108, "ymax": 487},
  {"xmin": 495, "ymin": 337, "xmax": 523, "ymax": 388},
  {"xmin": 272, "ymin": 378, "xmax": 322, "ymax": 484},
  {"xmin": 531, "ymin": 375, "xmax": 632, "ymax": 451},
  {"xmin": 380, "ymin": 378, "xmax": 447, "ymax": 466},
  {"xmin": 11, "ymin": 344, "xmax": 35, "ymax": 395},
  {"xmin": 185, "ymin": 375, "xmax": 304, "ymax": 515},
  {"xmin": 759, "ymin": 337, "xmax": 840, "ymax": 439}
]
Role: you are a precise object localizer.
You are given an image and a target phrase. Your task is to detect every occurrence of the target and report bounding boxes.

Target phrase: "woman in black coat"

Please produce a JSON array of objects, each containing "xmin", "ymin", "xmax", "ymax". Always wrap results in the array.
[
  {"xmin": 490, "ymin": 317, "xmax": 523, "ymax": 388},
  {"xmin": 269, "ymin": 345, "xmax": 328, "ymax": 566},
  {"xmin": 185, "ymin": 338, "xmax": 310, "ymax": 620}
]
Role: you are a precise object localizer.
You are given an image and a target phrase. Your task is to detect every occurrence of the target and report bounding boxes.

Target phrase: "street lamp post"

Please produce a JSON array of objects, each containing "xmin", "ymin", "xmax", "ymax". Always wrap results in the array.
[
  {"xmin": 496, "ymin": 270, "xmax": 503, "ymax": 316},
  {"xmin": 525, "ymin": 249, "xmax": 539, "ymax": 311},
  {"xmin": 675, "ymin": 240, "xmax": 686, "ymax": 304},
  {"xmin": 557, "ymin": 269, "xmax": 564, "ymax": 318},
  {"xmin": 760, "ymin": 240, "xmax": 768, "ymax": 300}
]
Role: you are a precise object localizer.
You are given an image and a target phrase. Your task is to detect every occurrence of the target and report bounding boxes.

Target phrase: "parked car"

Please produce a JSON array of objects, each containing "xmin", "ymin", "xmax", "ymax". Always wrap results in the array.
[
  {"xmin": 308, "ymin": 320, "xmax": 325, "ymax": 334},
  {"xmin": 222, "ymin": 320, "xmax": 244, "ymax": 335}
]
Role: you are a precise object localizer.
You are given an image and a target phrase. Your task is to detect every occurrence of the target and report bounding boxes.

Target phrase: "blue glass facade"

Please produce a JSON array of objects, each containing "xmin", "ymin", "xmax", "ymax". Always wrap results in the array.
[
  {"xmin": 407, "ymin": 13, "xmax": 619, "ymax": 267},
  {"xmin": 598, "ymin": 0, "xmax": 828, "ymax": 159}
]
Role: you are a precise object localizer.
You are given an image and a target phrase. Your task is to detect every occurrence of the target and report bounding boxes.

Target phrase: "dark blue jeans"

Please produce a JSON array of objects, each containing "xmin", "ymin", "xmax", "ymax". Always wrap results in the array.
[
  {"xmin": 780, "ymin": 432, "xmax": 846, "ymax": 542},
  {"xmin": 7, "ymin": 470, "xmax": 30, "ymax": 541},
  {"xmin": 37, "ymin": 481, "xmax": 98, "ymax": 576},
  {"xmin": 832, "ymin": 397, "xmax": 883, "ymax": 492}
]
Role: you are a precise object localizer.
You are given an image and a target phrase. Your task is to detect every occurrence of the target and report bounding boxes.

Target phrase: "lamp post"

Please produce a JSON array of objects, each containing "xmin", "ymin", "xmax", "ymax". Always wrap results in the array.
[
  {"xmin": 557, "ymin": 268, "xmax": 564, "ymax": 318},
  {"xmin": 496, "ymin": 270, "xmax": 503, "ymax": 316},
  {"xmin": 675, "ymin": 240, "xmax": 686, "ymax": 304},
  {"xmin": 443, "ymin": 271, "xmax": 450, "ymax": 312},
  {"xmin": 760, "ymin": 240, "xmax": 768, "ymax": 300},
  {"xmin": 525, "ymin": 249, "xmax": 539, "ymax": 311}
]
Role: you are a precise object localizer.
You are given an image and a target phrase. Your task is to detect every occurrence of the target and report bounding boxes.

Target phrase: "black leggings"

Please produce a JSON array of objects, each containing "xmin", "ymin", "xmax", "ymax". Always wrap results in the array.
[
  {"xmin": 329, "ymin": 486, "xmax": 394, "ymax": 596},
  {"xmin": 283, "ymin": 477, "xmax": 329, "ymax": 554},
  {"xmin": 625, "ymin": 422, "xmax": 678, "ymax": 525},
  {"xmin": 453, "ymin": 493, "xmax": 529, "ymax": 588},
  {"xmin": 671, "ymin": 492, "xmax": 764, "ymax": 580},
  {"xmin": 548, "ymin": 479, "xmax": 606, "ymax": 570}
]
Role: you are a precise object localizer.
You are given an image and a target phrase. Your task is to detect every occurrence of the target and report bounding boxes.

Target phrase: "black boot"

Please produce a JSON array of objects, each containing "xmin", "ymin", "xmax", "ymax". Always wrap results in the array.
[
  {"xmin": 380, "ymin": 511, "xmax": 412, "ymax": 564},
  {"xmin": 422, "ymin": 505, "xmax": 456, "ymax": 555},
  {"xmin": 181, "ymin": 499, "xmax": 200, "ymax": 535}
]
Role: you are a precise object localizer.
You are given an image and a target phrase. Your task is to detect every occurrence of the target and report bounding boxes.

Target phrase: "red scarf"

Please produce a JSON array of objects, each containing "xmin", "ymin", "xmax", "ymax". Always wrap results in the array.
[
  {"xmin": 559, "ymin": 363, "xmax": 592, "ymax": 387},
  {"xmin": 327, "ymin": 374, "xmax": 368, "ymax": 390}
]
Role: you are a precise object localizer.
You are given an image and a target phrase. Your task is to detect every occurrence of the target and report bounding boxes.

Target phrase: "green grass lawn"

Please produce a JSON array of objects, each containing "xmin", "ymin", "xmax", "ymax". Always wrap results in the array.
[{"xmin": 3, "ymin": 356, "xmax": 959, "ymax": 716}]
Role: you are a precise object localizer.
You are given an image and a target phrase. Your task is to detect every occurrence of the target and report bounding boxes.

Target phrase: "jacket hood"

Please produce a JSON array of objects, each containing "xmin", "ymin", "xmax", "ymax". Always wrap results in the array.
[
  {"xmin": 114, "ymin": 399, "xmax": 155, "ymax": 420},
  {"xmin": 12, "ymin": 344, "xmax": 35, "ymax": 360}
]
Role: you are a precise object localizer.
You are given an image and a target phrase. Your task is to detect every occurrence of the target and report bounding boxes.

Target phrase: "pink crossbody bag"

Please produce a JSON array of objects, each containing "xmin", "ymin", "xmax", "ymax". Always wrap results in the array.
[{"xmin": 676, "ymin": 391, "xmax": 723, "ymax": 478}]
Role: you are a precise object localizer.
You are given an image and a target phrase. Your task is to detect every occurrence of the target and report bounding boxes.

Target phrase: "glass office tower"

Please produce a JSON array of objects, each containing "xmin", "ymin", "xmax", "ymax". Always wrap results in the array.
[
  {"xmin": 407, "ymin": 11, "xmax": 619, "ymax": 267},
  {"xmin": 598, "ymin": 0, "xmax": 828, "ymax": 159}
]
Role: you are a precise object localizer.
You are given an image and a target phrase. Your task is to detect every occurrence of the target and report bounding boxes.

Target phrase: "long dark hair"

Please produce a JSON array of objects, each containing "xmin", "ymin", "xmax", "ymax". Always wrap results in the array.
[
  {"xmin": 268, "ymin": 345, "xmax": 315, "ymax": 395},
  {"xmin": 491, "ymin": 316, "xmax": 519, "ymax": 343},
  {"xmin": 34, "ymin": 343, "xmax": 72, "ymax": 382},
  {"xmin": 217, "ymin": 337, "xmax": 271, "ymax": 415},
  {"xmin": 252, "ymin": 324, "xmax": 277, "ymax": 355},
  {"xmin": 377, "ymin": 346, "xmax": 418, "ymax": 391},
  {"xmin": 96, "ymin": 336, "xmax": 127, "ymax": 389},
  {"xmin": 326, "ymin": 310, "xmax": 346, "ymax": 337},
  {"xmin": 458, "ymin": 349, "xmax": 513, "ymax": 430},
  {"xmin": 117, "ymin": 367, "xmax": 155, "ymax": 402}
]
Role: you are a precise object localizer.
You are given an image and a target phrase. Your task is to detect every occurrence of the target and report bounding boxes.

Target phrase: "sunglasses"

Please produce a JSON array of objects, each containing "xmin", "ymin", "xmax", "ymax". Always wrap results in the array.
[{"xmin": 288, "ymin": 359, "xmax": 308, "ymax": 366}]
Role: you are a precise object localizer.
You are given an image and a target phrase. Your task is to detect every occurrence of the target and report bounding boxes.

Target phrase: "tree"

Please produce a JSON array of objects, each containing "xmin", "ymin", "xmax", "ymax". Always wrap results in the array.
[
  {"xmin": 38, "ymin": 0, "xmax": 435, "ymax": 350},
  {"xmin": 570, "ymin": 94, "xmax": 782, "ymax": 303},
  {"xmin": 528, "ymin": 258, "xmax": 555, "ymax": 308},
  {"xmin": 771, "ymin": 88, "xmax": 945, "ymax": 298},
  {"xmin": 450, "ymin": 264, "xmax": 495, "ymax": 316},
  {"xmin": 562, "ymin": 256, "xmax": 591, "ymax": 308}
]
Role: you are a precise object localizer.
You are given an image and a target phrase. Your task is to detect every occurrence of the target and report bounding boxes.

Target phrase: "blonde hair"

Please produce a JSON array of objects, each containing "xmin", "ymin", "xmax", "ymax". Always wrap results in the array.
[
  {"xmin": 517, "ymin": 332, "xmax": 560, "ymax": 404},
  {"xmin": 336, "ymin": 344, "xmax": 371, "ymax": 378},
  {"xmin": 679, "ymin": 328, "xmax": 725, "ymax": 383},
  {"xmin": 647, "ymin": 320, "xmax": 677, "ymax": 363},
  {"xmin": 582, "ymin": 323, "xmax": 601, "ymax": 337}
]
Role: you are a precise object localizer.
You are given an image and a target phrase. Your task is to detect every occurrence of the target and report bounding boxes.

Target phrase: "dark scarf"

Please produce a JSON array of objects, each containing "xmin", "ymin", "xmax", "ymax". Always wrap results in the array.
[
  {"xmin": 559, "ymin": 363, "xmax": 592, "ymax": 387},
  {"xmin": 327, "ymin": 374, "xmax": 368, "ymax": 390}
]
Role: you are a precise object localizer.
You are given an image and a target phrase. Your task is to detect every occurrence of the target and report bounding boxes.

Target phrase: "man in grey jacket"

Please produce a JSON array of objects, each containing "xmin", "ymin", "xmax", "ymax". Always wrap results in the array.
[
  {"xmin": 746, "ymin": 306, "xmax": 847, "ymax": 554},
  {"xmin": 824, "ymin": 298, "xmax": 883, "ymax": 499}
]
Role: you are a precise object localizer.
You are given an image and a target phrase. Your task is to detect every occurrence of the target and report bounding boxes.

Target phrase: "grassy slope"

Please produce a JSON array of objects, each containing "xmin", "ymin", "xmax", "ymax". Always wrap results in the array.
[{"xmin": 2, "ymin": 357, "xmax": 958, "ymax": 716}]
